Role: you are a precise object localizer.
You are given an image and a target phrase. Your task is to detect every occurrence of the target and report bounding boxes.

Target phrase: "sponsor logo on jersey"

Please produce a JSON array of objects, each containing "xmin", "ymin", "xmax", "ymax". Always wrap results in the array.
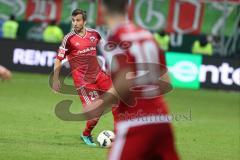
[
  {"xmin": 90, "ymin": 36, "xmax": 96, "ymax": 43},
  {"xmin": 77, "ymin": 47, "xmax": 96, "ymax": 54}
]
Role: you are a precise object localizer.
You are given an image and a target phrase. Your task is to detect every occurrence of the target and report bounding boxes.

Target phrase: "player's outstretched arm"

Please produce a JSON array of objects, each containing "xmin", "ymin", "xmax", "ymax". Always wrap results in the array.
[{"xmin": 52, "ymin": 59, "xmax": 62, "ymax": 92}]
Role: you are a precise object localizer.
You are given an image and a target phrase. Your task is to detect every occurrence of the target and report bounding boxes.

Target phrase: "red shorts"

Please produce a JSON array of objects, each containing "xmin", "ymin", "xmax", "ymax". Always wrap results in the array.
[
  {"xmin": 108, "ymin": 121, "xmax": 179, "ymax": 160},
  {"xmin": 76, "ymin": 71, "xmax": 112, "ymax": 106}
]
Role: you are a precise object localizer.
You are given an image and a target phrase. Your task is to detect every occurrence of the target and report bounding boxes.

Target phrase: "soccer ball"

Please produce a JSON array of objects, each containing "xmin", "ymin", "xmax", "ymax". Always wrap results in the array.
[{"xmin": 97, "ymin": 130, "xmax": 115, "ymax": 148}]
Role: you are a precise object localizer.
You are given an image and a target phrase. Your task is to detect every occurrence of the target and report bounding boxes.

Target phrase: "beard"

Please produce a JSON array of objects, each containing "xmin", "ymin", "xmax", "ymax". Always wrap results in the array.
[{"xmin": 74, "ymin": 26, "xmax": 84, "ymax": 33}]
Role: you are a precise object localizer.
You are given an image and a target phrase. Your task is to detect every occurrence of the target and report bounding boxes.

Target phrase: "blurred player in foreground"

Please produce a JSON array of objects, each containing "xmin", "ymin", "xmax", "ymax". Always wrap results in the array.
[
  {"xmin": 52, "ymin": 9, "xmax": 112, "ymax": 146},
  {"xmin": 0, "ymin": 65, "xmax": 12, "ymax": 81},
  {"xmin": 83, "ymin": 0, "xmax": 180, "ymax": 159}
]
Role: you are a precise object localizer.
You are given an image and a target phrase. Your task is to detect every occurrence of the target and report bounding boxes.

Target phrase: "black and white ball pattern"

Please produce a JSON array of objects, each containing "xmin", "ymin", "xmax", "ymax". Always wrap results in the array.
[{"xmin": 97, "ymin": 130, "xmax": 115, "ymax": 148}]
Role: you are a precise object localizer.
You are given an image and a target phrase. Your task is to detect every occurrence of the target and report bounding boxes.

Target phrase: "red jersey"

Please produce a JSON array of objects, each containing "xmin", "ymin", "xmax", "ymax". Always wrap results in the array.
[
  {"xmin": 104, "ymin": 22, "xmax": 169, "ymax": 121},
  {"xmin": 56, "ymin": 28, "xmax": 105, "ymax": 86}
]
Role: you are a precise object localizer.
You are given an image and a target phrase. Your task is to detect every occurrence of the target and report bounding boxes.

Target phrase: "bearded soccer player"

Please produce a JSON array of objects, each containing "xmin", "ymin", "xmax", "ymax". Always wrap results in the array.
[
  {"xmin": 83, "ymin": 0, "xmax": 180, "ymax": 159},
  {"xmin": 52, "ymin": 9, "xmax": 112, "ymax": 146}
]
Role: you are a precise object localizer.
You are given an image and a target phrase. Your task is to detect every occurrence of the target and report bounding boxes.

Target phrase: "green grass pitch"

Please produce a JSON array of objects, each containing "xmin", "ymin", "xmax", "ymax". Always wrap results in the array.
[{"xmin": 0, "ymin": 72, "xmax": 239, "ymax": 160}]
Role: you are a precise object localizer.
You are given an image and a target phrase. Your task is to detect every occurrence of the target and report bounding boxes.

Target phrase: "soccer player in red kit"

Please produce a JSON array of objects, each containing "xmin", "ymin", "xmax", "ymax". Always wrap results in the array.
[
  {"xmin": 52, "ymin": 9, "xmax": 112, "ymax": 146},
  {"xmin": 83, "ymin": 0, "xmax": 180, "ymax": 159}
]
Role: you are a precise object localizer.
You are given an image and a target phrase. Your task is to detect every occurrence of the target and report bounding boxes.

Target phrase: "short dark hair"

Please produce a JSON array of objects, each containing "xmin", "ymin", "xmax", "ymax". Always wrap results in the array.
[
  {"xmin": 71, "ymin": 9, "xmax": 87, "ymax": 21},
  {"xmin": 10, "ymin": 14, "xmax": 15, "ymax": 21},
  {"xmin": 49, "ymin": 19, "xmax": 57, "ymax": 25},
  {"xmin": 102, "ymin": 0, "xmax": 128, "ymax": 14}
]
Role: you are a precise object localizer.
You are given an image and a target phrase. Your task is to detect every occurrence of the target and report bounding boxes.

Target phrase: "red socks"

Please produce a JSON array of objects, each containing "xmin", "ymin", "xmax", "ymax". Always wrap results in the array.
[{"xmin": 83, "ymin": 118, "xmax": 99, "ymax": 136}]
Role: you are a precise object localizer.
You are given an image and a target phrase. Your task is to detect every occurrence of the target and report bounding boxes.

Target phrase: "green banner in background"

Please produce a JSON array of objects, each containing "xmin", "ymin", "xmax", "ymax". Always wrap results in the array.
[
  {"xmin": 0, "ymin": 0, "xmax": 27, "ymax": 20},
  {"xmin": 166, "ymin": 52, "xmax": 202, "ymax": 89},
  {"xmin": 61, "ymin": 0, "xmax": 97, "ymax": 26},
  {"xmin": 0, "ymin": 0, "xmax": 238, "ymax": 36}
]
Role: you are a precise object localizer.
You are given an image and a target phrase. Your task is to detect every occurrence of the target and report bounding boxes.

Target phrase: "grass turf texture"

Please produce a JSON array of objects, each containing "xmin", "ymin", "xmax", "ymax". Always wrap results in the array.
[{"xmin": 0, "ymin": 72, "xmax": 239, "ymax": 160}]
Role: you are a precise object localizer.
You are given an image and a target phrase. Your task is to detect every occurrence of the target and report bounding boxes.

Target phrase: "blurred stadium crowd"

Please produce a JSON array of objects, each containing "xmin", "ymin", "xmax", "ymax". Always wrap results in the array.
[
  {"xmin": 0, "ymin": 0, "xmax": 239, "ymax": 91},
  {"xmin": 0, "ymin": 0, "xmax": 239, "ymax": 57}
]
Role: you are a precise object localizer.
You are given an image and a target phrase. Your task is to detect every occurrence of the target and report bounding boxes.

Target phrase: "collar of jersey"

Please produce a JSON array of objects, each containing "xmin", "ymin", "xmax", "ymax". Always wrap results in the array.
[{"xmin": 73, "ymin": 29, "xmax": 87, "ymax": 38}]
